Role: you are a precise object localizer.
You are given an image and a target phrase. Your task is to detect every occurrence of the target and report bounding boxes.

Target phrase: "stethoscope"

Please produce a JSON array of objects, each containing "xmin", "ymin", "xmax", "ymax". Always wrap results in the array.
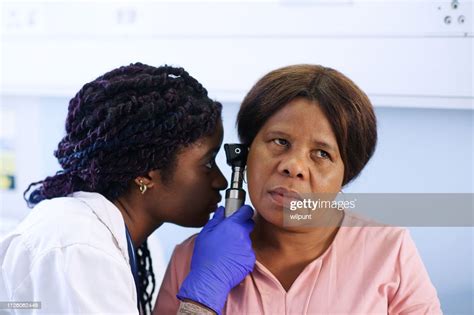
[{"xmin": 125, "ymin": 225, "xmax": 141, "ymax": 311}]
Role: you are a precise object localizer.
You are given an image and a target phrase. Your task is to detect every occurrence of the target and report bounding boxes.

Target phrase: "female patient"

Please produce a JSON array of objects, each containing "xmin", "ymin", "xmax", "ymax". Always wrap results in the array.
[{"xmin": 154, "ymin": 64, "xmax": 442, "ymax": 314}]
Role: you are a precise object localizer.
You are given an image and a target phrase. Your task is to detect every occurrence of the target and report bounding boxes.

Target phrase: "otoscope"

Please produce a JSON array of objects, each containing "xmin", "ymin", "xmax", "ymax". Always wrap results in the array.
[{"xmin": 223, "ymin": 144, "xmax": 248, "ymax": 217}]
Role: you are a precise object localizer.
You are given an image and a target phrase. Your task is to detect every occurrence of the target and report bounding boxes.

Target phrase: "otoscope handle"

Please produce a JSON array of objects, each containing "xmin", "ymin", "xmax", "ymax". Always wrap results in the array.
[
  {"xmin": 225, "ymin": 189, "xmax": 246, "ymax": 217},
  {"xmin": 224, "ymin": 143, "xmax": 248, "ymax": 217}
]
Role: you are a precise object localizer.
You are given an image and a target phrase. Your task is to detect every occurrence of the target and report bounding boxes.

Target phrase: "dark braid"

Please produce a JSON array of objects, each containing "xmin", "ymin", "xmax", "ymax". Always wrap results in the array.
[
  {"xmin": 137, "ymin": 241, "xmax": 155, "ymax": 314},
  {"xmin": 23, "ymin": 63, "xmax": 222, "ymax": 314}
]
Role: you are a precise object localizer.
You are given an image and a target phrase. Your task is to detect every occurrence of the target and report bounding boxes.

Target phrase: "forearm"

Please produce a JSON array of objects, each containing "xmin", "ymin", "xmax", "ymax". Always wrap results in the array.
[
  {"xmin": 175, "ymin": 205, "xmax": 255, "ymax": 315},
  {"xmin": 177, "ymin": 300, "xmax": 216, "ymax": 315}
]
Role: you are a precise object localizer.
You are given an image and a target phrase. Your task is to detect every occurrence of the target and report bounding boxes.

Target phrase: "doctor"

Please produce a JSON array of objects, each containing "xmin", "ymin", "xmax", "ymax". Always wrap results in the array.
[{"xmin": 0, "ymin": 63, "xmax": 255, "ymax": 315}]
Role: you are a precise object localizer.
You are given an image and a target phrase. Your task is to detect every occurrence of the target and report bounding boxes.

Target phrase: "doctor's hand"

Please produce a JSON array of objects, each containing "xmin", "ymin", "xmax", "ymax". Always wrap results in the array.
[{"xmin": 177, "ymin": 205, "xmax": 256, "ymax": 314}]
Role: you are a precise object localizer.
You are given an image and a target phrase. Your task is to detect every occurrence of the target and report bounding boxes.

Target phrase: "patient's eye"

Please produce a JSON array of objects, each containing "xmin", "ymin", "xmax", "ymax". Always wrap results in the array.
[
  {"xmin": 273, "ymin": 138, "xmax": 289, "ymax": 147},
  {"xmin": 314, "ymin": 150, "xmax": 331, "ymax": 160}
]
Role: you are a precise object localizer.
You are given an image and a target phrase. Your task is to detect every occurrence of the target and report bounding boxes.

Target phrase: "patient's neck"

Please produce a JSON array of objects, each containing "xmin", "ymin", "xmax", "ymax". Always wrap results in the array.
[
  {"xmin": 250, "ymin": 208, "xmax": 344, "ymax": 291},
  {"xmin": 251, "ymin": 208, "xmax": 344, "ymax": 260}
]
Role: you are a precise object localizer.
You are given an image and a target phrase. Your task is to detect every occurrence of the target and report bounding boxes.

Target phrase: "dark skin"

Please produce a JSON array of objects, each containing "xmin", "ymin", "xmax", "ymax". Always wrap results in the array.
[
  {"xmin": 247, "ymin": 98, "xmax": 345, "ymax": 291},
  {"xmin": 113, "ymin": 120, "xmax": 228, "ymax": 248}
]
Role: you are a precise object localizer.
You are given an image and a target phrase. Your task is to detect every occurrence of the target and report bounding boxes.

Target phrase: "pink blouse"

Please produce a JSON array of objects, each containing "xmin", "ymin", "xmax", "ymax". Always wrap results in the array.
[{"xmin": 154, "ymin": 211, "xmax": 442, "ymax": 314}]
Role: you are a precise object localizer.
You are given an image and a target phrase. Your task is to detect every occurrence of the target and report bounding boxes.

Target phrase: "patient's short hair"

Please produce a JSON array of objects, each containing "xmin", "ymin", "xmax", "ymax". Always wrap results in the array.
[{"xmin": 237, "ymin": 64, "xmax": 377, "ymax": 186}]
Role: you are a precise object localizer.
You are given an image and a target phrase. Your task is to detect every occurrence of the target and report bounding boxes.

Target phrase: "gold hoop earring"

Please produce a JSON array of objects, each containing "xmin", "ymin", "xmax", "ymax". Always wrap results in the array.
[{"xmin": 139, "ymin": 179, "xmax": 148, "ymax": 194}]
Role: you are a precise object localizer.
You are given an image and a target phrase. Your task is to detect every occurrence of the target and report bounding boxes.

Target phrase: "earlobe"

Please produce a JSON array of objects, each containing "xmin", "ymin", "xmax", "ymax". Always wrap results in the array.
[
  {"xmin": 134, "ymin": 177, "xmax": 152, "ymax": 187},
  {"xmin": 134, "ymin": 176, "xmax": 154, "ymax": 195},
  {"xmin": 135, "ymin": 178, "xmax": 151, "ymax": 194},
  {"xmin": 138, "ymin": 179, "xmax": 148, "ymax": 194}
]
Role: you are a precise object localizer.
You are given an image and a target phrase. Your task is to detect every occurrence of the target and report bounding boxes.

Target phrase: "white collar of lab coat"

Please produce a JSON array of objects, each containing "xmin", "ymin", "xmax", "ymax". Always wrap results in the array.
[{"xmin": 71, "ymin": 191, "xmax": 130, "ymax": 263}]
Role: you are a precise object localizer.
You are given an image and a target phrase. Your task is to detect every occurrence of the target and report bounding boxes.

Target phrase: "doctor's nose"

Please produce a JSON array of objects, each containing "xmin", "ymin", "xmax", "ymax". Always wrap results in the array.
[{"xmin": 213, "ymin": 166, "xmax": 228, "ymax": 191}]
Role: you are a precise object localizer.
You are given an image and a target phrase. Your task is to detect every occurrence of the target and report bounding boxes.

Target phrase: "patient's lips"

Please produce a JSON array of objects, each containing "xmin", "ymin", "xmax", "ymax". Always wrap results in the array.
[{"xmin": 268, "ymin": 186, "xmax": 303, "ymax": 206}]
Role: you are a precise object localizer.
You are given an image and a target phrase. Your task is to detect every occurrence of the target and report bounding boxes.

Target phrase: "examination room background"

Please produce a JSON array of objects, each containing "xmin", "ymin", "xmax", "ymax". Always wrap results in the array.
[{"xmin": 1, "ymin": 1, "xmax": 473, "ymax": 314}]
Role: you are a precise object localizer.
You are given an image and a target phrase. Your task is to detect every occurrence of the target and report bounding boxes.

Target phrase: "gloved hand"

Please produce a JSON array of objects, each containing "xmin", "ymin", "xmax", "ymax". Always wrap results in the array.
[{"xmin": 177, "ymin": 205, "xmax": 256, "ymax": 314}]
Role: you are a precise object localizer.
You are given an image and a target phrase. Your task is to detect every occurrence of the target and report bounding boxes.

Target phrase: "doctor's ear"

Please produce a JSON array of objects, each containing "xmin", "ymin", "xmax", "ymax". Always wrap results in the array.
[{"xmin": 134, "ymin": 176, "xmax": 155, "ymax": 195}]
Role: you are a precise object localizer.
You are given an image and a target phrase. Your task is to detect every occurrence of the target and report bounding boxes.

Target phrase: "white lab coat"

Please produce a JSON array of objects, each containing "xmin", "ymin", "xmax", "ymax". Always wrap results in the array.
[{"xmin": 0, "ymin": 191, "xmax": 138, "ymax": 315}]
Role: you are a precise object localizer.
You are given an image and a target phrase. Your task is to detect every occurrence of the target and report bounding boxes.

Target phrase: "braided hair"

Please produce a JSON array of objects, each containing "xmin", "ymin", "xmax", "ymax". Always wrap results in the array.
[{"xmin": 24, "ymin": 62, "xmax": 222, "ymax": 314}]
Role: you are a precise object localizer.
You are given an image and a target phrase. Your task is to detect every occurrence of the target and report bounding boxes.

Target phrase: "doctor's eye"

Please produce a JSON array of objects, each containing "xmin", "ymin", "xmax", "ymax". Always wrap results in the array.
[
  {"xmin": 205, "ymin": 158, "xmax": 216, "ymax": 169},
  {"xmin": 273, "ymin": 138, "xmax": 289, "ymax": 147}
]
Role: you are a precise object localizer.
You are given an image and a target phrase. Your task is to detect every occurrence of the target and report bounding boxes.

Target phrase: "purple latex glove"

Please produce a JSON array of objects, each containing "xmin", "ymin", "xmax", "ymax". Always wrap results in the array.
[{"xmin": 177, "ymin": 205, "xmax": 256, "ymax": 314}]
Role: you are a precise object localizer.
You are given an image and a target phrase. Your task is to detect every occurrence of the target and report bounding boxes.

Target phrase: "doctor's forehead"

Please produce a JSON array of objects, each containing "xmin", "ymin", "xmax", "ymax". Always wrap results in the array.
[{"xmin": 184, "ymin": 123, "xmax": 223, "ymax": 155}]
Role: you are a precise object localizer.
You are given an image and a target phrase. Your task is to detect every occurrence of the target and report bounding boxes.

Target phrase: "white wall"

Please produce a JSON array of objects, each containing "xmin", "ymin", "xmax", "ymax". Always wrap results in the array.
[{"xmin": 2, "ymin": 1, "xmax": 472, "ymax": 108}]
